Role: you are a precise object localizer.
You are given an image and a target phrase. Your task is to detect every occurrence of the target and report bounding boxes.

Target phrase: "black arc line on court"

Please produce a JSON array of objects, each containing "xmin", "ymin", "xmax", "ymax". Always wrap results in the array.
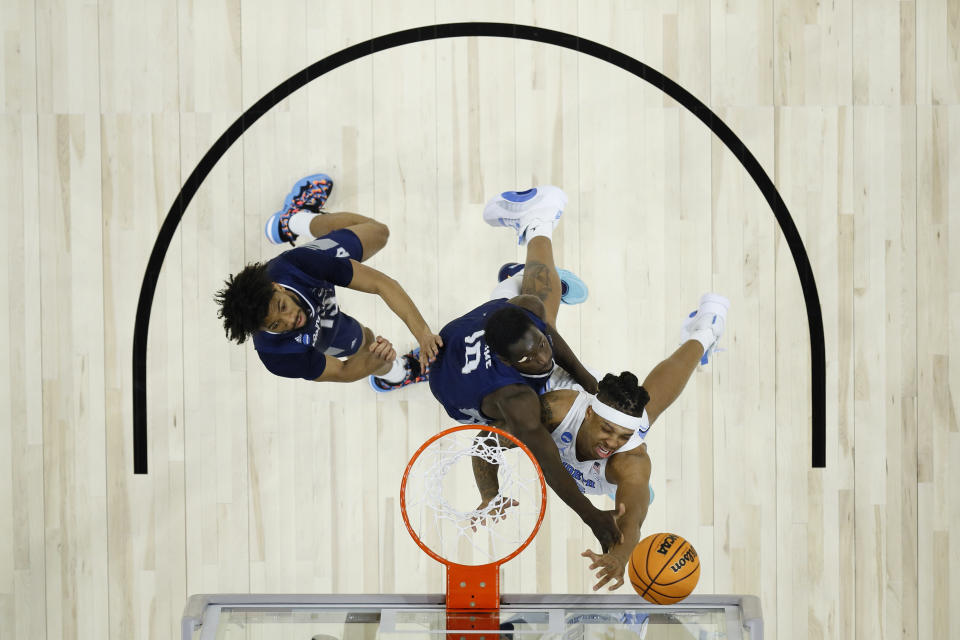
[{"xmin": 133, "ymin": 22, "xmax": 826, "ymax": 473}]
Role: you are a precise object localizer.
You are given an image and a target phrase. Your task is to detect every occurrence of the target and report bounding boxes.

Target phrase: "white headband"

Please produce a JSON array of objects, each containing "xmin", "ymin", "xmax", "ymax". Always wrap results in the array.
[{"xmin": 591, "ymin": 397, "xmax": 645, "ymax": 431}]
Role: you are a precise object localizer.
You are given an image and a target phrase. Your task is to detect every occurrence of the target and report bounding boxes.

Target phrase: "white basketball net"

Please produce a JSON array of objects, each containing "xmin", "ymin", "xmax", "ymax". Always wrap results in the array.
[{"xmin": 403, "ymin": 429, "xmax": 544, "ymax": 566}]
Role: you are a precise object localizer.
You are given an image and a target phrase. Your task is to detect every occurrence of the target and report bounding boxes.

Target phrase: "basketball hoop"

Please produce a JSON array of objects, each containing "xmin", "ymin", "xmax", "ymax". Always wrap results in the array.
[{"xmin": 400, "ymin": 425, "xmax": 546, "ymax": 631}]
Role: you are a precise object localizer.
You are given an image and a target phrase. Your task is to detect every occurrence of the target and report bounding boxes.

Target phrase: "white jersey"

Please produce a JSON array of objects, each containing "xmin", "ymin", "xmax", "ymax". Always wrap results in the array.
[
  {"xmin": 543, "ymin": 365, "xmax": 601, "ymax": 393},
  {"xmin": 551, "ymin": 391, "xmax": 651, "ymax": 496}
]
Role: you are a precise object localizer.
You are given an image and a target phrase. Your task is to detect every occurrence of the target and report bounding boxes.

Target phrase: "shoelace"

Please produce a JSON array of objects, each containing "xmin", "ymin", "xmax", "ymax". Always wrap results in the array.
[
  {"xmin": 404, "ymin": 354, "xmax": 427, "ymax": 380},
  {"xmin": 701, "ymin": 346, "xmax": 726, "ymax": 365}
]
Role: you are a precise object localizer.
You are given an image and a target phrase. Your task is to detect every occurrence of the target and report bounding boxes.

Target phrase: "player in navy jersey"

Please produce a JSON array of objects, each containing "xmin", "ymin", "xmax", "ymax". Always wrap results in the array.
[
  {"xmin": 426, "ymin": 185, "xmax": 621, "ymax": 553},
  {"xmin": 214, "ymin": 174, "xmax": 442, "ymax": 386}
]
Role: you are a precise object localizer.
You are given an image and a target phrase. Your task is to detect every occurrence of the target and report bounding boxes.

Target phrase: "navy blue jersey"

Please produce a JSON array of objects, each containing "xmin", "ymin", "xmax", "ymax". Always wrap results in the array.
[
  {"xmin": 428, "ymin": 299, "xmax": 554, "ymax": 424},
  {"xmin": 253, "ymin": 231, "xmax": 364, "ymax": 380}
]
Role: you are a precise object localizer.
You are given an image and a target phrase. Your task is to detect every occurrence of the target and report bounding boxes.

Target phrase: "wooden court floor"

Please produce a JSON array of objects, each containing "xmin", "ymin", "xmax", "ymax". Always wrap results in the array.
[{"xmin": 2, "ymin": 1, "xmax": 958, "ymax": 639}]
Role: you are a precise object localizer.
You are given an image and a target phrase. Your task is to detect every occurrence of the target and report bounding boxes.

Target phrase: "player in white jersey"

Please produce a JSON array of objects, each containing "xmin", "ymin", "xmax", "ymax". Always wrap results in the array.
[{"xmin": 475, "ymin": 292, "xmax": 729, "ymax": 591}]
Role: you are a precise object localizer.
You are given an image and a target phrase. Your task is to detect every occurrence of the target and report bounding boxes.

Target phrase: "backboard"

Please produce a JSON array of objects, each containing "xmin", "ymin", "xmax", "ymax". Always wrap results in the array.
[{"xmin": 181, "ymin": 593, "xmax": 763, "ymax": 639}]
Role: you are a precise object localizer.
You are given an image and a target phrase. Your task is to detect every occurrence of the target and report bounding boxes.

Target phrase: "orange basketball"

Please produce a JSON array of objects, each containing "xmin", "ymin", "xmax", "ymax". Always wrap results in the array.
[{"xmin": 628, "ymin": 532, "xmax": 700, "ymax": 604}]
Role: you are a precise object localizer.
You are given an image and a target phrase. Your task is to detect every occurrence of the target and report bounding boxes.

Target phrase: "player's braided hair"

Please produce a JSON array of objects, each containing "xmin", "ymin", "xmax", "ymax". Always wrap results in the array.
[
  {"xmin": 597, "ymin": 371, "xmax": 650, "ymax": 418},
  {"xmin": 214, "ymin": 262, "xmax": 274, "ymax": 344},
  {"xmin": 484, "ymin": 305, "xmax": 536, "ymax": 359}
]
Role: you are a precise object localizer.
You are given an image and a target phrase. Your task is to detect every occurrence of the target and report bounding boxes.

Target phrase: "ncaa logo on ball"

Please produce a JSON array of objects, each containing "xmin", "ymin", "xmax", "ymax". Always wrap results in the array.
[{"xmin": 656, "ymin": 534, "xmax": 679, "ymax": 555}]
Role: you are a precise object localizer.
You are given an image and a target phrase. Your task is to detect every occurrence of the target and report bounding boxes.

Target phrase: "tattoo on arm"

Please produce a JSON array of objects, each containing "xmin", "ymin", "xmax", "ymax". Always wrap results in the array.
[
  {"xmin": 520, "ymin": 261, "xmax": 553, "ymax": 304},
  {"xmin": 472, "ymin": 453, "xmax": 500, "ymax": 500},
  {"xmin": 540, "ymin": 400, "xmax": 554, "ymax": 427},
  {"xmin": 471, "ymin": 430, "xmax": 520, "ymax": 500}
]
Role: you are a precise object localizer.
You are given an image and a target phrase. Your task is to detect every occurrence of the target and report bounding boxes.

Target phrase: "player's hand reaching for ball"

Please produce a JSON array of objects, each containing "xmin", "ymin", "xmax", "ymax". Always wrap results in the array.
[
  {"xmin": 369, "ymin": 335, "xmax": 396, "ymax": 362},
  {"xmin": 417, "ymin": 331, "xmax": 444, "ymax": 369},
  {"xmin": 581, "ymin": 547, "xmax": 629, "ymax": 591},
  {"xmin": 584, "ymin": 504, "xmax": 624, "ymax": 553}
]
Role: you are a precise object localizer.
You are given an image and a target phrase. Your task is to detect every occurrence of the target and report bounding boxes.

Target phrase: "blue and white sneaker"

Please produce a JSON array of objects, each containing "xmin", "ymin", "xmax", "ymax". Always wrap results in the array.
[
  {"xmin": 368, "ymin": 348, "xmax": 429, "ymax": 393},
  {"xmin": 283, "ymin": 173, "xmax": 333, "ymax": 213},
  {"xmin": 497, "ymin": 262, "xmax": 589, "ymax": 305},
  {"xmin": 497, "ymin": 262, "xmax": 526, "ymax": 282},
  {"xmin": 556, "ymin": 268, "xmax": 588, "ymax": 305},
  {"xmin": 680, "ymin": 293, "xmax": 730, "ymax": 364},
  {"xmin": 264, "ymin": 173, "xmax": 334, "ymax": 246},
  {"xmin": 482, "ymin": 185, "xmax": 567, "ymax": 245}
]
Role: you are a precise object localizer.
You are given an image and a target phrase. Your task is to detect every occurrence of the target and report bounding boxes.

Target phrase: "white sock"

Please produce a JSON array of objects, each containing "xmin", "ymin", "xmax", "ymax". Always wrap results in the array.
[
  {"xmin": 689, "ymin": 328, "xmax": 715, "ymax": 354},
  {"xmin": 378, "ymin": 355, "xmax": 407, "ymax": 383},
  {"xmin": 523, "ymin": 220, "xmax": 554, "ymax": 242},
  {"xmin": 288, "ymin": 211, "xmax": 318, "ymax": 239},
  {"xmin": 489, "ymin": 272, "xmax": 524, "ymax": 300}
]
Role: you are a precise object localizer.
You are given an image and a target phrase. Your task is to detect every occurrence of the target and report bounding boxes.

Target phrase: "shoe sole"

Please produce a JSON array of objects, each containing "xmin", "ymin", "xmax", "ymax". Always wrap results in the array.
[
  {"xmin": 283, "ymin": 173, "xmax": 333, "ymax": 210},
  {"xmin": 265, "ymin": 173, "xmax": 334, "ymax": 244},
  {"xmin": 264, "ymin": 212, "xmax": 285, "ymax": 244},
  {"xmin": 682, "ymin": 293, "xmax": 730, "ymax": 330},
  {"xmin": 557, "ymin": 268, "xmax": 589, "ymax": 305},
  {"xmin": 368, "ymin": 376, "xmax": 393, "ymax": 393},
  {"xmin": 369, "ymin": 371, "xmax": 428, "ymax": 393},
  {"xmin": 368, "ymin": 348, "xmax": 425, "ymax": 393},
  {"xmin": 483, "ymin": 185, "xmax": 567, "ymax": 225},
  {"xmin": 682, "ymin": 293, "xmax": 729, "ymax": 365},
  {"xmin": 496, "ymin": 264, "xmax": 589, "ymax": 305},
  {"xmin": 696, "ymin": 293, "xmax": 729, "ymax": 316}
]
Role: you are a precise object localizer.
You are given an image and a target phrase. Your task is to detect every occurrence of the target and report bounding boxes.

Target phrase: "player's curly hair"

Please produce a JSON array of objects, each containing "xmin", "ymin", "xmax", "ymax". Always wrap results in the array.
[
  {"xmin": 213, "ymin": 262, "xmax": 274, "ymax": 344},
  {"xmin": 597, "ymin": 371, "xmax": 650, "ymax": 418},
  {"xmin": 484, "ymin": 306, "xmax": 536, "ymax": 359}
]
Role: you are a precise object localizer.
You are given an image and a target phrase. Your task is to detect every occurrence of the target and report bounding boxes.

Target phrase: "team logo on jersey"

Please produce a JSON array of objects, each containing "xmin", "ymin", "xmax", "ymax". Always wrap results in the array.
[
  {"xmin": 313, "ymin": 288, "xmax": 338, "ymax": 318},
  {"xmin": 298, "ymin": 333, "xmax": 311, "ymax": 345},
  {"xmin": 560, "ymin": 432, "xmax": 573, "ymax": 443}
]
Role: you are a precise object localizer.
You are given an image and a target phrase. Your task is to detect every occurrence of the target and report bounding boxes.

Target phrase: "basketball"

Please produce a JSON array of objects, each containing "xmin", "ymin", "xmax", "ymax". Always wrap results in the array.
[{"xmin": 627, "ymin": 533, "xmax": 700, "ymax": 604}]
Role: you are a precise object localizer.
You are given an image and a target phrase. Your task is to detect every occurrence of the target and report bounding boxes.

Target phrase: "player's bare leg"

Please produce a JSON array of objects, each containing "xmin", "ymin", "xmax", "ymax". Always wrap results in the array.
[
  {"xmin": 483, "ymin": 185, "xmax": 568, "ymax": 324},
  {"xmin": 519, "ymin": 237, "xmax": 563, "ymax": 324},
  {"xmin": 642, "ymin": 294, "xmax": 729, "ymax": 424},
  {"xmin": 308, "ymin": 212, "xmax": 389, "ymax": 262},
  {"xmin": 265, "ymin": 174, "xmax": 388, "ymax": 261}
]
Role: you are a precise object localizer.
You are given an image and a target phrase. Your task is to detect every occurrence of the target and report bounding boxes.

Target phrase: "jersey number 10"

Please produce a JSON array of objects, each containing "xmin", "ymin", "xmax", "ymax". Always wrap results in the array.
[{"xmin": 461, "ymin": 330, "xmax": 486, "ymax": 374}]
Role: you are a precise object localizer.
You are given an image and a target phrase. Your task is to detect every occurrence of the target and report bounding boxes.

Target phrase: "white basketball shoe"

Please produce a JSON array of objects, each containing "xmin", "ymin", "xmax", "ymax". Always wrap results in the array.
[
  {"xmin": 680, "ymin": 293, "xmax": 730, "ymax": 364},
  {"xmin": 482, "ymin": 185, "xmax": 567, "ymax": 245}
]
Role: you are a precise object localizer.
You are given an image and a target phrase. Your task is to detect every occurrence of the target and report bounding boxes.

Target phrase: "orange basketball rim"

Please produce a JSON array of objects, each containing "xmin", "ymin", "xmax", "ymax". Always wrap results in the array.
[{"xmin": 400, "ymin": 425, "xmax": 547, "ymax": 612}]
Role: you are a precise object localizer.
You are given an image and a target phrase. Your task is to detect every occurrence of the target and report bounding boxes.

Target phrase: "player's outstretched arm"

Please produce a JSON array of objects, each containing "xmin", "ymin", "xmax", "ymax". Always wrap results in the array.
[
  {"xmin": 345, "ymin": 260, "xmax": 443, "ymax": 368},
  {"xmin": 470, "ymin": 429, "xmax": 521, "ymax": 500},
  {"xmin": 543, "ymin": 321, "xmax": 598, "ymax": 394},
  {"xmin": 482, "ymin": 384, "xmax": 622, "ymax": 552},
  {"xmin": 581, "ymin": 448, "xmax": 652, "ymax": 591},
  {"xmin": 468, "ymin": 433, "xmax": 522, "ymax": 530},
  {"xmin": 313, "ymin": 335, "xmax": 397, "ymax": 383},
  {"xmin": 472, "ymin": 453, "xmax": 500, "ymax": 503}
]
